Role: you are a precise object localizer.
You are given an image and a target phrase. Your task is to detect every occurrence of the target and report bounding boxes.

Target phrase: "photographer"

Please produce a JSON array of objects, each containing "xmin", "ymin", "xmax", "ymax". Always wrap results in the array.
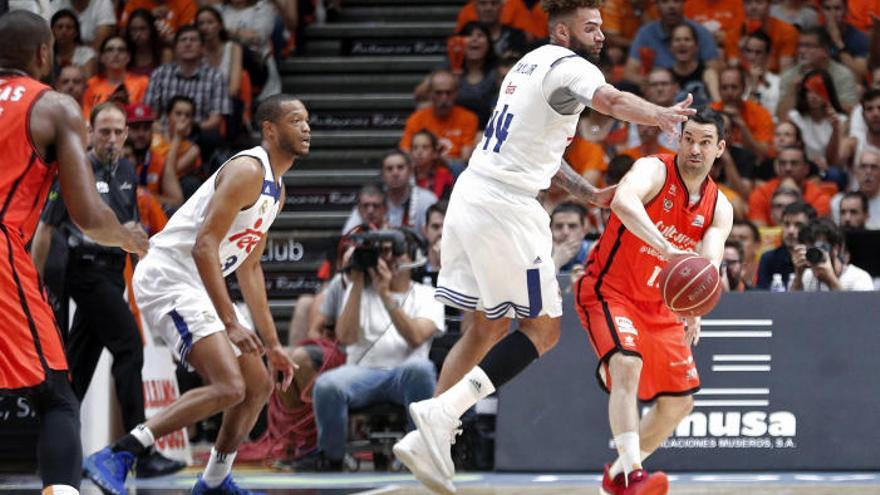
[
  {"xmin": 301, "ymin": 229, "xmax": 445, "ymax": 471},
  {"xmin": 790, "ymin": 218, "xmax": 874, "ymax": 291}
]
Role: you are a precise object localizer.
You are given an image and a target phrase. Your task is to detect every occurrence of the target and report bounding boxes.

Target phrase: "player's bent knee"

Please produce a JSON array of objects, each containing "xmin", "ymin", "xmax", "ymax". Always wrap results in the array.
[
  {"xmin": 213, "ymin": 376, "xmax": 247, "ymax": 408},
  {"xmin": 608, "ymin": 353, "xmax": 643, "ymax": 385},
  {"xmin": 659, "ymin": 394, "xmax": 694, "ymax": 419}
]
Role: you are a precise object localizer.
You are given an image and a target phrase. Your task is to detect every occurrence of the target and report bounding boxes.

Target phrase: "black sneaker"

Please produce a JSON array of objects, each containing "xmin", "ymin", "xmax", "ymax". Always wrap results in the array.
[
  {"xmin": 136, "ymin": 449, "xmax": 186, "ymax": 478},
  {"xmin": 274, "ymin": 450, "xmax": 342, "ymax": 472}
]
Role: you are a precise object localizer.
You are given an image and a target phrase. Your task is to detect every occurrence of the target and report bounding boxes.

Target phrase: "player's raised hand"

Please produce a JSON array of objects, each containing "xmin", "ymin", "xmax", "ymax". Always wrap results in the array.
[
  {"xmin": 589, "ymin": 184, "xmax": 617, "ymax": 208},
  {"xmin": 657, "ymin": 93, "xmax": 696, "ymax": 136}
]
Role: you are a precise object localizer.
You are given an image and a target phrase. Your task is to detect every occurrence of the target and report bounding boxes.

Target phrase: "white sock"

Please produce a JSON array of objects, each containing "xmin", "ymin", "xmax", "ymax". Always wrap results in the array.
[
  {"xmin": 436, "ymin": 366, "xmax": 496, "ymax": 418},
  {"xmin": 609, "ymin": 449, "xmax": 652, "ymax": 478},
  {"xmin": 42, "ymin": 485, "xmax": 78, "ymax": 495},
  {"xmin": 609, "ymin": 432, "xmax": 641, "ymax": 480},
  {"xmin": 131, "ymin": 424, "xmax": 155, "ymax": 449},
  {"xmin": 203, "ymin": 448, "xmax": 236, "ymax": 488}
]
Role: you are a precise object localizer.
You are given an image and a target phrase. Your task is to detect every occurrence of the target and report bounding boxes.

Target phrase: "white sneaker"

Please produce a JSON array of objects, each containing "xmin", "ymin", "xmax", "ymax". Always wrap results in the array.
[
  {"xmin": 409, "ymin": 399, "xmax": 461, "ymax": 479},
  {"xmin": 393, "ymin": 431, "xmax": 456, "ymax": 494}
]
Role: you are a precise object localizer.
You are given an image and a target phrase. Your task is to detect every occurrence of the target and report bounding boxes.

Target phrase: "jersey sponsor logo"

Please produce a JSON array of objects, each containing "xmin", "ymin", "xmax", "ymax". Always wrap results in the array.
[
  {"xmin": 623, "ymin": 335, "xmax": 636, "ymax": 347},
  {"xmin": 505, "ymin": 83, "xmax": 517, "ymax": 95},
  {"xmin": 663, "ymin": 198, "xmax": 674, "ymax": 211},
  {"xmin": 96, "ymin": 181, "xmax": 109, "ymax": 194},
  {"xmin": 227, "ymin": 218, "xmax": 266, "ymax": 254},
  {"xmin": 669, "ymin": 356, "xmax": 693, "ymax": 367},
  {"xmin": 692, "ymin": 214, "xmax": 705, "ymax": 227},
  {"xmin": 668, "ymin": 184, "xmax": 677, "ymax": 195},
  {"xmin": 615, "ymin": 316, "xmax": 638, "ymax": 335},
  {"xmin": 655, "ymin": 220, "xmax": 699, "ymax": 250}
]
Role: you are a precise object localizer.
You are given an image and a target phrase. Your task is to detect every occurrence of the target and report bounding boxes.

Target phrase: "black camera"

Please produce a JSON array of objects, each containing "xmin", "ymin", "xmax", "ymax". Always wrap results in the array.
[
  {"xmin": 346, "ymin": 229, "xmax": 407, "ymax": 271},
  {"xmin": 805, "ymin": 241, "xmax": 831, "ymax": 265}
]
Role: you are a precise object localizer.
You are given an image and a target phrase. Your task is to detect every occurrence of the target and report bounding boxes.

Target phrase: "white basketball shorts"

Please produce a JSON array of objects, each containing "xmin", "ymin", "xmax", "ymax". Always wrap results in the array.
[{"xmin": 436, "ymin": 169, "xmax": 562, "ymax": 320}]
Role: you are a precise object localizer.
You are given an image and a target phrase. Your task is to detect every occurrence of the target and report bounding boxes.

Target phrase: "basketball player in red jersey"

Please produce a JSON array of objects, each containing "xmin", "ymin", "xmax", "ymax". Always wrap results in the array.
[
  {"xmin": 0, "ymin": 10, "xmax": 148, "ymax": 495},
  {"xmin": 576, "ymin": 107, "xmax": 733, "ymax": 495}
]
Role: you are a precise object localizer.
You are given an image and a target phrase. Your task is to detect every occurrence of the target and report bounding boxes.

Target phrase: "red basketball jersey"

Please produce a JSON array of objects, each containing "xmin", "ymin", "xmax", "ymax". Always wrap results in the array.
[
  {"xmin": 0, "ymin": 74, "xmax": 56, "ymax": 241},
  {"xmin": 584, "ymin": 154, "xmax": 719, "ymax": 304}
]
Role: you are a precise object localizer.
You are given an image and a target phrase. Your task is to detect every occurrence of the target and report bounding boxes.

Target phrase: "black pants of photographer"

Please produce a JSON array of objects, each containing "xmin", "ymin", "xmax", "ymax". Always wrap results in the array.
[{"xmin": 64, "ymin": 256, "xmax": 145, "ymax": 431}]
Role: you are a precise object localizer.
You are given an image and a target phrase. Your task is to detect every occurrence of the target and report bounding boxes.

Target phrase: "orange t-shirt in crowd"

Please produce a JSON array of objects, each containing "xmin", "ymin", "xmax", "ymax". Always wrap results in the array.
[
  {"xmin": 120, "ymin": 0, "xmax": 197, "ymax": 32},
  {"xmin": 82, "ymin": 73, "xmax": 149, "ymax": 120},
  {"xmin": 729, "ymin": 17, "xmax": 799, "ymax": 73},
  {"xmin": 685, "ymin": 0, "xmax": 745, "ymax": 57},
  {"xmin": 619, "ymin": 144, "xmax": 675, "ymax": 161},
  {"xmin": 137, "ymin": 185, "xmax": 168, "ymax": 236},
  {"xmin": 140, "ymin": 133, "xmax": 202, "ymax": 196},
  {"xmin": 400, "ymin": 106, "xmax": 479, "ymax": 160},
  {"xmin": 748, "ymin": 177, "xmax": 832, "ymax": 225},
  {"xmin": 710, "ymin": 100, "xmax": 774, "ymax": 148},
  {"xmin": 525, "ymin": 2, "xmax": 549, "ymax": 39},
  {"xmin": 456, "ymin": 0, "xmax": 541, "ymax": 38},
  {"xmin": 846, "ymin": 0, "xmax": 880, "ymax": 32},
  {"xmin": 563, "ymin": 135, "xmax": 608, "ymax": 176},
  {"xmin": 601, "ymin": 0, "xmax": 659, "ymax": 42}
]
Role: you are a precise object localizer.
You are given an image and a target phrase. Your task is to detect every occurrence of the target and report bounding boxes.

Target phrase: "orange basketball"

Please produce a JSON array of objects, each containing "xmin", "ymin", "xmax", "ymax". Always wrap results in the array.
[{"xmin": 658, "ymin": 254, "xmax": 721, "ymax": 317}]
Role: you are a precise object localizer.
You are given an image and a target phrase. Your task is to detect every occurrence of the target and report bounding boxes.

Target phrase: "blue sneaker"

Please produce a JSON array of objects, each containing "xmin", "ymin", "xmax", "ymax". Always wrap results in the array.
[
  {"xmin": 191, "ymin": 475, "xmax": 266, "ymax": 495},
  {"xmin": 83, "ymin": 447, "xmax": 135, "ymax": 495}
]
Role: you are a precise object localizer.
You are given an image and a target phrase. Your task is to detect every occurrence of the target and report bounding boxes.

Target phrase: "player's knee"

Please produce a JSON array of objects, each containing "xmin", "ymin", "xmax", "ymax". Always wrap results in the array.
[
  {"xmin": 213, "ymin": 376, "xmax": 247, "ymax": 408},
  {"xmin": 608, "ymin": 353, "xmax": 642, "ymax": 388},
  {"xmin": 669, "ymin": 395, "xmax": 695, "ymax": 419},
  {"xmin": 252, "ymin": 368, "xmax": 274, "ymax": 403}
]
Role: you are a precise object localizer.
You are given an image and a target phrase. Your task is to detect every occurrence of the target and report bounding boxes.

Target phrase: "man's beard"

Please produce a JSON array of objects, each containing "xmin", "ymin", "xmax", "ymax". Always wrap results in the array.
[{"xmin": 570, "ymin": 37, "xmax": 600, "ymax": 64}]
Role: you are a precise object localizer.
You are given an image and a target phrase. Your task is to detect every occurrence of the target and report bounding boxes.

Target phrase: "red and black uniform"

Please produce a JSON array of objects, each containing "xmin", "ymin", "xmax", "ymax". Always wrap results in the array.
[
  {"xmin": 576, "ymin": 154, "xmax": 718, "ymax": 402},
  {"xmin": 0, "ymin": 74, "xmax": 67, "ymax": 392}
]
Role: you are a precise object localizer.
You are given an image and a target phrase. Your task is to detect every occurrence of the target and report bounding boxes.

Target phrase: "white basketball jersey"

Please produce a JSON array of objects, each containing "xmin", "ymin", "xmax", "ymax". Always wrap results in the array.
[
  {"xmin": 468, "ymin": 44, "xmax": 596, "ymax": 194},
  {"xmin": 149, "ymin": 145, "xmax": 283, "ymax": 277}
]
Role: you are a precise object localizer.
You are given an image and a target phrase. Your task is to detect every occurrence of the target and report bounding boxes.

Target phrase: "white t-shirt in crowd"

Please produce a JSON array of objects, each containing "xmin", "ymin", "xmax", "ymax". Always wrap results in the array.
[
  {"xmin": 50, "ymin": 0, "xmax": 116, "ymax": 45},
  {"xmin": 830, "ymin": 191, "xmax": 880, "ymax": 230},
  {"xmin": 801, "ymin": 264, "xmax": 874, "ymax": 291}
]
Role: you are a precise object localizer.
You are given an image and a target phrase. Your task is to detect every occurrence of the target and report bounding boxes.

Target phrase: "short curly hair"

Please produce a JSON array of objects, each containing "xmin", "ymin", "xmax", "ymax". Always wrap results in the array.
[{"xmin": 541, "ymin": 0, "xmax": 602, "ymax": 19}]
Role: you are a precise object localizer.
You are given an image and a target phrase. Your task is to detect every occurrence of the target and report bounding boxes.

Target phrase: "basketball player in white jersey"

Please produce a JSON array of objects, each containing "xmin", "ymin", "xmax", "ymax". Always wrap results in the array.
[
  {"xmin": 392, "ymin": 1, "xmax": 696, "ymax": 493},
  {"xmin": 83, "ymin": 94, "xmax": 305, "ymax": 495}
]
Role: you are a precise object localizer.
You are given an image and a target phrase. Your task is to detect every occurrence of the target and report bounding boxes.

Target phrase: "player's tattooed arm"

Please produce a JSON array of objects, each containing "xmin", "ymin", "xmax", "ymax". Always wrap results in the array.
[{"xmin": 552, "ymin": 159, "xmax": 615, "ymax": 207}]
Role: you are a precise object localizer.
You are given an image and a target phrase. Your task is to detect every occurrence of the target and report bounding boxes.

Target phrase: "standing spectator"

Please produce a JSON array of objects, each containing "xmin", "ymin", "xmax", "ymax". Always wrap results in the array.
[
  {"xmin": 730, "ymin": 219, "xmax": 762, "ymax": 285},
  {"xmin": 145, "ymin": 25, "xmax": 231, "ymax": 160},
  {"xmin": 379, "ymin": 150, "xmax": 438, "ymax": 231},
  {"xmin": 770, "ymin": 0, "xmax": 820, "ymax": 30},
  {"xmin": 847, "ymin": 66, "xmax": 880, "ymax": 145},
  {"xmin": 306, "ymin": 231, "xmax": 445, "ymax": 471},
  {"xmin": 755, "ymin": 201, "xmax": 817, "ymax": 289},
  {"xmin": 837, "ymin": 190, "xmax": 871, "ymax": 230},
  {"xmin": 550, "ymin": 202, "xmax": 592, "ymax": 274},
  {"xmin": 667, "ymin": 22, "xmax": 720, "ymax": 106},
  {"xmin": 832, "ymin": 149, "xmax": 880, "ymax": 228},
  {"xmin": 623, "ymin": 0, "xmax": 720, "ymax": 86},
  {"xmin": 121, "ymin": 0, "xmax": 198, "ymax": 44},
  {"xmin": 124, "ymin": 8, "xmax": 172, "ymax": 77},
  {"xmin": 343, "ymin": 184, "xmax": 388, "ymax": 233},
  {"xmin": 787, "ymin": 68, "xmax": 848, "ymax": 168},
  {"xmin": 125, "ymin": 103, "xmax": 155, "ymax": 182},
  {"xmin": 721, "ymin": 239, "xmax": 752, "ymax": 291},
  {"xmin": 741, "ymin": 30, "xmax": 781, "ymax": 122},
  {"xmin": 51, "ymin": 9, "xmax": 96, "ymax": 78},
  {"xmin": 30, "ymin": 102, "xmax": 184, "ymax": 478},
  {"xmin": 411, "ymin": 130, "xmax": 455, "ymax": 201},
  {"xmin": 684, "ymin": 0, "xmax": 745, "ymax": 58},
  {"xmin": 49, "ymin": 0, "xmax": 116, "ymax": 50},
  {"xmin": 82, "ymin": 35, "xmax": 150, "ymax": 119},
  {"xmin": 400, "ymin": 70, "xmax": 479, "ymax": 163},
  {"xmin": 53, "ymin": 64, "xmax": 87, "ymax": 109},
  {"xmin": 749, "ymin": 145, "xmax": 833, "ymax": 225},
  {"xmin": 455, "ymin": 0, "xmax": 533, "ymax": 52},
  {"xmin": 821, "ymin": 0, "xmax": 870, "ymax": 80},
  {"xmin": 733, "ymin": 0, "xmax": 799, "ymax": 73},
  {"xmin": 712, "ymin": 66, "xmax": 775, "ymax": 160},
  {"xmin": 197, "ymin": 6, "xmax": 243, "ymax": 100},
  {"xmin": 451, "ymin": 22, "xmax": 499, "ymax": 127},
  {"xmin": 839, "ymin": 89, "xmax": 880, "ymax": 167},
  {"xmin": 790, "ymin": 217, "xmax": 874, "ymax": 290},
  {"xmin": 778, "ymin": 27, "xmax": 859, "ymax": 116}
]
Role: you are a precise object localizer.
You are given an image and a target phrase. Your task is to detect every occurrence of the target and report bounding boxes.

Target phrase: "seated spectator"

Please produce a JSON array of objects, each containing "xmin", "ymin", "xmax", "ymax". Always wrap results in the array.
[
  {"xmin": 626, "ymin": 68, "xmax": 681, "ymax": 152},
  {"xmin": 620, "ymin": 124, "xmax": 675, "ymax": 160},
  {"xmin": 197, "ymin": 5, "xmax": 248, "ymax": 137},
  {"xmin": 684, "ymin": 0, "xmax": 745, "ymax": 59},
  {"xmin": 599, "ymin": 155, "xmax": 636, "ymax": 227},
  {"xmin": 49, "ymin": 0, "xmax": 116, "ymax": 50},
  {"xmin": 790, "ymin": 217, "xmax": 874, "ymax": 290},
  {"xmin": 450, "ymin": 22, "xmax": 499, "ymax": 127},
  {"xmin": 304, "ymin": 230, "xmax": 445, "ymax": 471},
  {"xmin": 421, "ymin": 202, "xmax": 446, "ymax": 278},
  {"xmin": 121, "ymin": 0, "xmax": 197, "ymax": 45},
  {"xmin": 733, "ymin": 0, "xmax": 799, "ymax": 74},
  {"xmin": 456, "ymin": 0, "xmax": 533, "ymax": 53},
  {"xmin": 624, "ymin": 0, "xmax": 720, "ymax": 86},
  {"xmin": 381, "ymin": 150, "xmax": 438, "ymax": 231},
  {"xmin": 722, "ymin": 239, "xmax": 752, "ymax": 291},
  {"xmin": 667, "ymin": 22, "xmax": 720, "ymax": 106},
  {"xmin": 124, "ymin": 8, "xmax": 172, "ymax": 77},
  {"xmin": 836, "ymin": 190, "xmax": 871, "ymax": 230},
  {"xmin": 715, "ymin": 112, "xmax": 757, "ymax": 200},
  {"xmin": 778, "ymin": 27, "xmax": 859, "ymax": 117},
  {"xmin": 82, "ymin": 35, "xmax": 151, "ymax": 118},
  {"xmin": 400, "ymin": 70, "xmax": 479, "ymax": 163},
  {"xmin": 832, "ymin": 149, "xmax": 880, "ymax": 228},
  {"xmin": 411, "ymin": 130, "xmax": 455, "ymax": 200},
  {"xmin": 820, "ymin": 0, "xmax": 870, "ymax": 80},
  {"xmin": 564, "ymin": 133, "xmax": 608, "ymax": 186},
  {"xmin": 741, "ymin": 30, "xmax": 781, "ymax": 121},
  {"xmin": 343, "ymin": 184, "xmax": 389, "ymax": 233},
  {"xmin": 51, "ymin": 9, "xmax": 96, "ymax": 78},
  {"xmin": 788, "ymin": 69, "xmax": 848, "ymax": 170},
  {"xmin": 54, "ymin": 64, "xmax": 87, "ymax": 110},
  {"xmin": 756, "ymin": 120, "xmax": 804, "ymax": 181},
  {"xmin": 550, "ymin": 202, "xmax": 592, "ymax": 274},
  {"xmin": 756, "ymin": 200, "xmax": 817, "ymax": 289},
  {"xmin": 147, "ymin": 95, "xmax": 202, "ymax": 204},
  {"xmin": 847, "ymin": 66, "xmax": 880, "ymax": 146},
  {"xmin": 712, "ymin": 66, "xmax": 775, "ymax": 160},
  {"xmin": 770, "ymin": 0, "xmax": 820, "ymax": 30},
  {"xmin": 839, "ymin": 89, "xmax": 880, "ymax": 167},
  {"xmin": 125, "ymin": 102, "xmax": 157, "ymax": 182},
  {"xmin": 146, "ymin": 25, "xmax": 231, "ymax": 160},
  {"xmin": 749, "ymin": 145, "xmax": 833, "ymax": 225},
  {"xmin": 710, "ymin": 158, "xmax": 748, "ymax": 220},
  {"xmin": 730, "ymin": 219, "xmax": 762, "ymax": 284},
  {"xmin": 600, "ymin": 0, "xmax": 658, "ymax": 50}
]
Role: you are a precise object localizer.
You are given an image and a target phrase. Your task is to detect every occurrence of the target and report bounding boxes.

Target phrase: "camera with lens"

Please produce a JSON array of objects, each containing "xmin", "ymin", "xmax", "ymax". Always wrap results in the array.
[
  {"xmin": 805, "ymin": 241, "xmax": 831, "ymax": 265},
  {"xmin": 346, "ymin": 229, "xmax": 407, "ymax": 272}
]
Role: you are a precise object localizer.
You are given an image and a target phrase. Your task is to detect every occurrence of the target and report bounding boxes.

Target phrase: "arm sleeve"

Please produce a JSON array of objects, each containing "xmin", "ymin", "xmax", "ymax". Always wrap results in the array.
[
  {"xmin": 41, "ymin": 181, "xmax": 68, "ymax": 228},
  {"xmin": 542, "ymin": 56, "xmax": 608, "ymax": 108}
]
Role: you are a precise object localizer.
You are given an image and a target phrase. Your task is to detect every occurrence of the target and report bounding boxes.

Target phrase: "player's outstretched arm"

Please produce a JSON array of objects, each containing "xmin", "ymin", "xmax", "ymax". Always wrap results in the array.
[
  {"xmin": 33, "ymin": 92, "xmax": 148, "ymax": 255},
  {"xmin": 699, "ymin": 194, "xmax": 734, "ymax": 270},
  {"xmin": 552, "ymin": 159, "xmax": 616, "ymax": 207},
  {"xmin": 592, "ymin": 85, "xmax": 695, "ymax": 136}
]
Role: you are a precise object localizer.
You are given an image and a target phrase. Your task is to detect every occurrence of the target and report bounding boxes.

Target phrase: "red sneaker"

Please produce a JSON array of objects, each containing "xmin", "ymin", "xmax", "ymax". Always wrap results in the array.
[
  {"xmin": 620, "ymin": 469, "xmax": 669, "ymax": 495},
  {"xmin": 600, "ymin": 463, "xmax": 626, "ymax": 495}
]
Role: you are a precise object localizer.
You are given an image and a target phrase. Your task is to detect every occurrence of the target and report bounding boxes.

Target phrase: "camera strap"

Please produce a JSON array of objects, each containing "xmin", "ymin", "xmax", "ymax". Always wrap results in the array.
[{"xmin": 353, "ymin": 286, "xmax": 414, "ymax": 366}]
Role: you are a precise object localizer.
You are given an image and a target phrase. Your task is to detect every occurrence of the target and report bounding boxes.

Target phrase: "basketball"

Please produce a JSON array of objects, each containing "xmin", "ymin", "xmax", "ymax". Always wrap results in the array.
[{"xmin": 658, "ymin": 254, "xmax": 721, "ymax": 317}]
